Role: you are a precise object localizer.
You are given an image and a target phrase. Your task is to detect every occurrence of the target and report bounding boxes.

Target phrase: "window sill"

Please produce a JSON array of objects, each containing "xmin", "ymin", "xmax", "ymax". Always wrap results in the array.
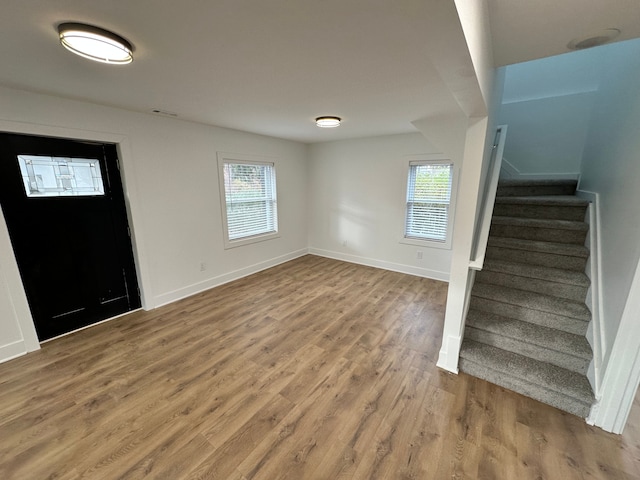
[
  {"xmin": 224, "ymin": 232, "xmax": 280, "ymax": 250},
  {"xmin": 399, "ymin": 236, "xmax": 451, "ymax": 250}
]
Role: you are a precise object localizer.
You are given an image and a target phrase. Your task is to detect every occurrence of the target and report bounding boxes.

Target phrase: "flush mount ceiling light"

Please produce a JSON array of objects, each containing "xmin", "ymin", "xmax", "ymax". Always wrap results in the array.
[
  {"xmin": 58, "ymin": 22, "xmax": 133, "ymax": 64},
  {"xmin": 567, "ymin": 28, "xmax": 621, "ymax": 50},
  {"xmin": 315, "ymin": 116, "xmax": 341, "ymax": 128}
]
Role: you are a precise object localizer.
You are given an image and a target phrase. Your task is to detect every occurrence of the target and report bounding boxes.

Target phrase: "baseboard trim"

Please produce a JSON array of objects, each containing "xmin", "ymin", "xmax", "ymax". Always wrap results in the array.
[
  {"xmin": 576, "ymin": 189, "xmax": 603, "ymax": 397},
  {"xmin": 308, "ymin": 248, "xmax": 450, "ymax": 282},
  {"xmin": 0, "ymin": 340, "xmax": 27, "ymax": 364},
  {"xmin": 500, "ymin": 157, "xmax": 520, "ymax": 178},
  {"xmin": 587, "ymin": 260, "xmax": 640, "ymax": 433},
  {"xmin": 436, "ymin": 334, "xmax": 461, "ymax": 373},
  {"xmin": 500, "ymin": 157, "xmax": 580, "ymax": 181},
  {"xmin": 154, "ymin": 248, "xmax": 309, "ymax": 307}
]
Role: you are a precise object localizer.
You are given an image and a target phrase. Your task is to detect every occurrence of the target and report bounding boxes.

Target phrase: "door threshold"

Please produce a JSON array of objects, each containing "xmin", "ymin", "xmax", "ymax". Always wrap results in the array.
[{"xmin": 40, "ymin": 308, "xmax": 142, "ymax": 344}]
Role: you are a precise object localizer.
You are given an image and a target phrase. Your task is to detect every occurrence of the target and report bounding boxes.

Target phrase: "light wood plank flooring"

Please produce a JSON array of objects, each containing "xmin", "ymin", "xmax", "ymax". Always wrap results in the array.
[{"xmin": 1, "ymin": 255, "xmax": 639, "ymax": 479}]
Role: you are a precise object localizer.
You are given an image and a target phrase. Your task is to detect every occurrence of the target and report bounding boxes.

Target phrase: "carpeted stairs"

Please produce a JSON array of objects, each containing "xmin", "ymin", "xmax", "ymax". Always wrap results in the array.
[{"xmin": 459, "ymin": 179, "xmax": 595, "ymax": 417}]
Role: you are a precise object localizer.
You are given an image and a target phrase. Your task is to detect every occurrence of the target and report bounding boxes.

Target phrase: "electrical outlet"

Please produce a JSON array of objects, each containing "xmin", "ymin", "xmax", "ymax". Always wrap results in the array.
[
  {"xmin": 342, "ymin": 240, "xmax": 348, "ymax": 247},
  {"xmin": 416, "ymin": 251, "xmax": 423, "ymax": 260},
  {"xmin": 200, "ymin": 262, "xmax": 207, "ymax": 271}
]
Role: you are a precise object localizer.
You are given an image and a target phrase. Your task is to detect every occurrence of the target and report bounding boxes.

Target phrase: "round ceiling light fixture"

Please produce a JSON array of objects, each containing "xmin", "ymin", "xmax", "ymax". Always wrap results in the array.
[
  {"xmin": 567, "ymin": 28, "xmax": 621, "ymax": 50},
  {"xmin": 315, "ymin": 116, "xmax": 341, "ymax": 128},
  {"xmin": 58, "ymin": 22, "xmax": 133, "ymax": 64}
]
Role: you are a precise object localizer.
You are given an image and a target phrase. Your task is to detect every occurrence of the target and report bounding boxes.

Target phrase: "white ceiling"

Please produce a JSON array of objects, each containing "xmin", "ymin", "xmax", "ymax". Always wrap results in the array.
[
  {"xmin": 488, "ymin": 0, "xmax": 640, "ymax": 66},
  {"xmin": 1, "ymin": 1, "xmax": 639, "ymax": 143},
  {"xmin": 501, "ymin": 47, "xmax": 607, "ymax": 105}
]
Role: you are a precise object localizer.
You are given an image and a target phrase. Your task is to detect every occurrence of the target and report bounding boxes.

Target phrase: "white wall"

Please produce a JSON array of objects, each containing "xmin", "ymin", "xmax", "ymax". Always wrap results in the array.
[
  {"xmin": 0, "ymin": 85, "xmax": 308, "ymax": 362},
  {"xmin": 579, "ymin": 39, "xmax": 640, "ymax": 372},
  {"xmin": 307, "ymin": 133, "xmax": 452, "ymax": 281},
  {"xmin": 498, "ymin": 47, "xmax": 605, "ymax": 176},
  {"xmin": 454, "ymin": 0, "xmax": 494, "ymax": 109},
  {"xmin": 500, "ymin": 92, "xmax": 595, "ymax": 175}
]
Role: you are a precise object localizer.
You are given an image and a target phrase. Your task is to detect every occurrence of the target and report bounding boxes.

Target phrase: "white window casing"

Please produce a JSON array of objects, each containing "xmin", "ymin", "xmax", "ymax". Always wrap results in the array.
[
  {"xmin": 402, "ymin": 156, "xmax": 456, "ymax": 250},
  {"xmin": 217, "ymin": 153, "xmax": 279, "ymax": 249}
]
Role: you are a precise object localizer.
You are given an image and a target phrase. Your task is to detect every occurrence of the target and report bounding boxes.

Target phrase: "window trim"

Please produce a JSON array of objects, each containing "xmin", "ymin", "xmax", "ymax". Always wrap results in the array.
[
  {"xmin": 400, "ymin": 154, "xmax": 457, "ymax": 250},
  {"xmin": 217, "ymin": 152, "xmax": 280, "ymax": 249}
]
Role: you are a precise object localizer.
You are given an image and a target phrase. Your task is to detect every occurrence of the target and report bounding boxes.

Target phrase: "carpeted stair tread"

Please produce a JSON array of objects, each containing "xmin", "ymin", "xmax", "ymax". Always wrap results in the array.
[
  {"xmin": 459, "ymin": 339, "xmax": 594, "ymax": 417},
  {"xmin": 476, "ymin": 267, "xmax": 588, "ymax": 301},
  {"xmin": 492, "ymin": 216, "xmax": 589, "ymax": 232},
  {"xmin": 465, "ymin": 316, "xmax": 591, "ymax": 374},
  {"xmin": 494, "ymin": 195, "xmax": 589, "ymax": 207},
  {"xmin": 464, "ymin": 327, "xmax": 590, "ymax": 374},
  {"xmin": 496, "ymin": 179, "xmax": 578, "ymax": 197},
  {"xmin": 472, "ymin": 283, "xmax": 591, "ymax": 321},
  {"xmin": 485, "ymin": 248, "xmax": 587, "ymax": 271},
  {"xmin": 466, "ymin": 310, "xmax": 592, "ymax": 360},
  {"xmin": 482, "ymin": 259, "xmax": 590, "ymax": 287},
  {"xmin": 470, "ymin": 296, "xmax": 589, "ymax": 335},
  {"xmin": 490, "ymin": 217, "xmax": 589, "ymax": 244},
  {"xmin": 460, "ymin": 338, "xmax": 594, "ymax": 403},
  {"xmin": 487, "ymin": 237, "xmax": 589, "ymax": 258},
  {"xmin": 493, "ymin": 196, "xmax": 589, "ymax": 221},
  {"xmin": 497, "ymin": 179, "xmax": 578, "ymax": 188}
]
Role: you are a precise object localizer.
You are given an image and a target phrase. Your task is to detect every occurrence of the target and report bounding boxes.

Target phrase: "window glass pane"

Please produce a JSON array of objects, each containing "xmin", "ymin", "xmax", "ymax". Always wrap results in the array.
[
  {"xmin": 405, "ymin": 162, "xmax": 452, "ymax": 242},
  {"xmin": 17, "ymin": 155, "xmax": 105, "ymax": 197},
  {"xmin": 223, "ymin": 162, "xmax": 277, "ymax": 241}
]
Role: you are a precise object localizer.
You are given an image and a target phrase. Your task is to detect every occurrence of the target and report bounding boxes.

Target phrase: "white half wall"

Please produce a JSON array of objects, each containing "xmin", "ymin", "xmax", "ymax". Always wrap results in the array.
[
  {"xmin": 436, "ymin": 116, "xmax": 489, "ymax": 372},
  {"xmin": 0, "ymin": 85, "xmax": 308, "ymax": 363},
  {"xmin": 307, "ymin": 133, "xmax": 451, "ymax": 281}
]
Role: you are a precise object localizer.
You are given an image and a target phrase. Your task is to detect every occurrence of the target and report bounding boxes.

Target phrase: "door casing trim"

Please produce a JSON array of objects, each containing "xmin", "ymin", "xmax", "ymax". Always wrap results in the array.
[{"xmin": 0, "ymin": 119, "xmax": 153, "ymax": 352}]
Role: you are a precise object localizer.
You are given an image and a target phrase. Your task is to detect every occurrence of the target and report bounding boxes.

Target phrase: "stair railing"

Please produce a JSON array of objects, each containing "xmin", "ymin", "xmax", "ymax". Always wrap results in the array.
[{"xmin": 469, "ymin": 125, "xmax": 507, "ymax": 270}]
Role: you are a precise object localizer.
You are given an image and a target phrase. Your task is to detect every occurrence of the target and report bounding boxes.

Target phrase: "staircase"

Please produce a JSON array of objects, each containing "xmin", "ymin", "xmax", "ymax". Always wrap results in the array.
[{"xmin": 459, "ymin": 179, "xmax": 595, "ymax": 417}]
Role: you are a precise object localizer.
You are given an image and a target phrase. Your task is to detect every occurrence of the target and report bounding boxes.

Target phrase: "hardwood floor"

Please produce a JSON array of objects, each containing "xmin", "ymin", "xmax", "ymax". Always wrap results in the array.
[{"xmin": 1, "ymin": 255, "xmax": 639, "ymax": 479}]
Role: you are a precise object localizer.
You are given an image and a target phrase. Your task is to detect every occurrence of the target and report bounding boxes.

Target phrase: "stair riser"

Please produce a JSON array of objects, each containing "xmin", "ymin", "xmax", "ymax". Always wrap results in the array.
[
  {"xmin": 476, "ymin": 271, "xmax": 588, "ymax": 302},
  {"xmin": 496, "ymin": 184, "xmax": 577, "ymax": 197},
  {"xmin": 464, "ymin": 326, "xmax": 590, "ymax": 374},
  {"xmin": 458, "ymin": 358, "xmax": 591, "ymax": 417},
  {"xmin": 469, "ymin": 296, "xmax": 589, "ymax": 336},
  {"xmin": 485, "ymin": 246, "xmax": 587, "ymax": 271},
  {"xmin": 490, "ymin": 224, "xmax": 587, "ymax": 245},
  {"xmin": 493, "ymin": 203, "xmax": 587, "ymax": 221}
]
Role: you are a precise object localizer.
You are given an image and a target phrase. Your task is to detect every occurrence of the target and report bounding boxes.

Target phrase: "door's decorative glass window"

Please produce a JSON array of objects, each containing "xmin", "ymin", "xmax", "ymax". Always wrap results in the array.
[{"xmin": 18, "ymin": 155, "xmax": 105, "ymax": 197}]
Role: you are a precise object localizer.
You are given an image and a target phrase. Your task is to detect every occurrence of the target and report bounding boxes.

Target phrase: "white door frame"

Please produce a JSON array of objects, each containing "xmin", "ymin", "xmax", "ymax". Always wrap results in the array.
[{"xmin": 0, "ymin": 120, "xmax": 153, "ymax": 357}]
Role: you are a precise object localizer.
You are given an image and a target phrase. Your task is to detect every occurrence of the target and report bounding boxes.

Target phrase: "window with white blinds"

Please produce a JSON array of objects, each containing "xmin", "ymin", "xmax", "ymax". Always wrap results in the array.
[
  {"xmin": 219, "ymin": 157, "xmax": 278, "ymax": 246},
  {"xmin": 404, "ymin": 161, "xmax": 453, "ymax": 243}
]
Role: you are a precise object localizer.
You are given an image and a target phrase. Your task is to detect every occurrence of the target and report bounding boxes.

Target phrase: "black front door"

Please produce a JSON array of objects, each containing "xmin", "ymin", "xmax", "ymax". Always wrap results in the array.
[{"xmin": 0, "ymin": 132, "xmax": 140, "ymax": 341}]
